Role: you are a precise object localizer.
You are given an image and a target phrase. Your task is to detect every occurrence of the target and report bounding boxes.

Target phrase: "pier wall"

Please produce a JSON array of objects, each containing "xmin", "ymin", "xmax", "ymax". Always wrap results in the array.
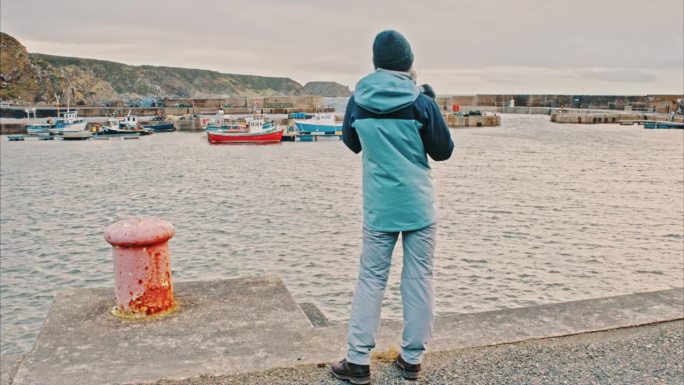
[
  {"xmin": 551, "ymin": 112, "xmax": 684, "ymax": 124},
  {"xmin": 444, "ymin": 114, "xmax": 501, "ymax": 128}
]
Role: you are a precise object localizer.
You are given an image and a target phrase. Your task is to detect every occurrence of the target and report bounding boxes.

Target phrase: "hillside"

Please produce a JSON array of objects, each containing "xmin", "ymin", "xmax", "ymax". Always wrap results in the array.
[
  {"xmin": 0, "ymin": 32, "xmax": 350, "ymax": 105},
  {"xmin": 302, "ymin": 81, "xmax": 351, "ymax": 97}
]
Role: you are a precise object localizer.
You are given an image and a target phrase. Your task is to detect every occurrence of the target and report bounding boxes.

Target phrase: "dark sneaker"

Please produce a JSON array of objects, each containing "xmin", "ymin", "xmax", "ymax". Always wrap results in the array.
[
  {"xmin": 396, "ymin": 355, "xmax": 421, "ymax": 380},
  {"xmin": 330, "ymin": 358, "xmax": 371, "ymax": 385}
]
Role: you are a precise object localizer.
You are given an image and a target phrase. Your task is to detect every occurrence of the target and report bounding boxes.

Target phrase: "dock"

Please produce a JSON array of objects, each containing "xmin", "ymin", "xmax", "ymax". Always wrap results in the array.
[
  {"xmin": 7, "ymin": 135, "xmax": 54, "ymax": 141},
  {"xmin": 92, "ymin": 134, "xmax": 141, "ymax": 140},
  {"xmin": 3, "ymin": 276, "xmax": 681, "ymax": 385}
]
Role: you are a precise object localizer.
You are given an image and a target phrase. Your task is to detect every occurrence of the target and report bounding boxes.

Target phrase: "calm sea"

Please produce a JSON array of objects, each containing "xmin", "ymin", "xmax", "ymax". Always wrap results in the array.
[{"xmin": 1, "ymin": 114, "xmax": 682, "ymax": 354}]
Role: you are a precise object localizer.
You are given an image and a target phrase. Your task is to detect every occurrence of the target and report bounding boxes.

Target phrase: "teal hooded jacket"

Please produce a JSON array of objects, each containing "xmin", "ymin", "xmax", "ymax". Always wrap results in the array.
[{"xmin": 342, "ymin": 70, "xmax": 454, "ymax": 232}]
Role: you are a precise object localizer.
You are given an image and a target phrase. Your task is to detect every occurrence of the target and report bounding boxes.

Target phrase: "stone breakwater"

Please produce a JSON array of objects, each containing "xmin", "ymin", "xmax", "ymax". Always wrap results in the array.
[
  {"xmin": 444, "ymin": 114, "xmax": 501, "ymax": 127},
  {"xmin": 551, "ymin": 112, "xmax": 684, "ymax": 124}
]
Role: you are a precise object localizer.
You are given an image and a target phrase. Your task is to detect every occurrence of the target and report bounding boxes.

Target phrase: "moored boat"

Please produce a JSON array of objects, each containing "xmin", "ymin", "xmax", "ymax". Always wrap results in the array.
[
  {"xmin": 51, "ymin": 111, "xmax": 88, "ymax": 136},
  {"xmin": 116, "ymin": 115, "xmax": 153, "ymax": 135},
  {"xmin": 142, "ymin": 121, "xmax": 175, "ymax": 132},
  {"xmin": 97, "ymin": 118, "xmax": 151, "ymax": 135},
  {"xmin": 204, "ymin": 110, "xmax": 275, "ymax": 133},
  {"xmin": 62, "ymin": 115, "xmax": 92, "ymax": 140},
  {"xmin": 62, "ymin": 128, "xmax": 92, "ymax": 140},
  {"xmin": 207, "ymin": 128, "xmax": 284, "ymax": 143},
  {"xmin": 26, "ymin": 123, "xmax": 53, "ymax": 136},
  {"xmin": 294, "ymin": 113, "xmax": 341, "ymax": 135},
  {"xmin": 23, "ymin": 108, "xmax": 53, "ymax": 136},
  {"xmin": 207, "ymin": 116, "xmax": 283, "ymax": 143},
  {"xmin": 644, "ymin": 121, "xmax": 684, "ymax": 129}
]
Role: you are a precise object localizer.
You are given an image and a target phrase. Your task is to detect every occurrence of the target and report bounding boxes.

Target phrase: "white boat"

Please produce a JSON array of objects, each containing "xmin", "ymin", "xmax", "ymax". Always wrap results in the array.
[
  {"xmin": 293, "ymin": 113, "xmax": 341, "ymax": 134},
  {"xmin": 51, "ymin": 111, "xmax": 88, "ymax": 138},
  {"xmin": 61, "ymin": 112, "xmax": 91, "ymax": 140},
  {"xmin": 62, "ymin": 128, "xmax": 92, "ymax": 140}
]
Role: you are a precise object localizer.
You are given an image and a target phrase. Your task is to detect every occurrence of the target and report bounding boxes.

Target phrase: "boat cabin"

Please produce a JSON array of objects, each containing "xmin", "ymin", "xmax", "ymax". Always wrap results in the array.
[{"xmin": 120, "ymin": 115, "xmax": 139, "ymax": 129}]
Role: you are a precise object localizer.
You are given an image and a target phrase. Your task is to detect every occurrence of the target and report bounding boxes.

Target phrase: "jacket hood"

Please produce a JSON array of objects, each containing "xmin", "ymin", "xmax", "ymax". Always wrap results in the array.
[{"xmin": 354, "ymin": 69, "xmax": 419, "ymax": 114}]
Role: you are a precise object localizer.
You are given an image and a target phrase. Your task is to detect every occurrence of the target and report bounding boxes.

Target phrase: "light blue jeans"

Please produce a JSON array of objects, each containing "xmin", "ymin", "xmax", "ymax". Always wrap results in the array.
[{"xmin": 346, "ymin": 223, "xmax": 436, "ymax": 365}]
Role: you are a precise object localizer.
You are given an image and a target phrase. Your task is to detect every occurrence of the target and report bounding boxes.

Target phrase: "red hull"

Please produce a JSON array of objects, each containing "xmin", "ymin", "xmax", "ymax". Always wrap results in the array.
[{"xmin": 207, "ymin": 129, "xmax": 284, "ymax": 143}]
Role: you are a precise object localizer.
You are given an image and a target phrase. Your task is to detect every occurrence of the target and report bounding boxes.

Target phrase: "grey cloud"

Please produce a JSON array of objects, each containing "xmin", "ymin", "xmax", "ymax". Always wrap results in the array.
[{"xmin": 580, "ymin": 69, "xmax": 658, "ymax": 84}]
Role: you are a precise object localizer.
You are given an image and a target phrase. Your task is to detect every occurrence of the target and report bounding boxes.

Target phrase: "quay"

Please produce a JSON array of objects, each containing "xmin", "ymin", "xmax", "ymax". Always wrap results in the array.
[{"xmin": 2, "ymin": 276, "xmax": 681, "ymax": 385}]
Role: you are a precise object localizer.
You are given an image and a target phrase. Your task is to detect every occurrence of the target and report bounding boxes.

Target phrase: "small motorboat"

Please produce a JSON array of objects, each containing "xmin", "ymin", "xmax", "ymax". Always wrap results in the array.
[
  {"xmin": 96, "ymin": 118, "xmax": 150, "ymax": 136},
  {"xmin": 643, "ymin": 121, "xmax": 684, "ymax": 129},
  {"xmin": 118, "ymin": 115, "xmax": 152, "ymax": 135},
  {"xmin": 26, "ymin": 123, "xmax": 54, "ymax": 136},
  {"xmin": 23, "ymin": 108, "xmax": 54, "ymax": 136}
]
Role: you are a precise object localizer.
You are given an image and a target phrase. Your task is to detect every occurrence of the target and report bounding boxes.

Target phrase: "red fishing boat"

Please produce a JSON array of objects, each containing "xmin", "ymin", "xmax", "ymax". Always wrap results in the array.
[
  {"xmin": 207, "ymin": 128, "xmax": 284, "ymax": 143},
  {"xmin": 206, "ymin": 115, "xmax": 283, "ymax": 143}
]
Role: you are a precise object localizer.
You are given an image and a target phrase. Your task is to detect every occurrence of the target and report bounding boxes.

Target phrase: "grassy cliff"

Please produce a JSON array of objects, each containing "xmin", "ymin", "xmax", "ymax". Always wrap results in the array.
[{"xmin": 0, "ymin": 32, "xmax": 350, "ymax": 105}]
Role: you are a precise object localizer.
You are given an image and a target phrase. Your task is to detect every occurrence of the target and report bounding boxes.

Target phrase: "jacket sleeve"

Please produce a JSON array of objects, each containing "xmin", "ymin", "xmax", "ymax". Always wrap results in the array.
[
  {"xmin": 342, "ymin": 96, "xmax": 361, "ymax": 154},
  {"xmin": 420, "ymin": 96, "xmax": 454, "ymax": 161}
]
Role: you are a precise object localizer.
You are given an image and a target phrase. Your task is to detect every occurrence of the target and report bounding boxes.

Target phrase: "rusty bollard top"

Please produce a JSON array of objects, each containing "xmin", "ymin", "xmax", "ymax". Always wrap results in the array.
[
  {"xmin": 104, "ymin": 217, "xmax": 175, "ymax": 248},
  {"xmin": 105, "ymin": 217, "xmax": 177, "ymax": 319}
]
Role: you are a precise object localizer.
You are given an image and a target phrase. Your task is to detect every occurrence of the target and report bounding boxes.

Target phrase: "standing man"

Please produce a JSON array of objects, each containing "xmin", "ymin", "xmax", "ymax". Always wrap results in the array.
[{"xmin": 331, "ymin": 30, "xmax": 454, "ymax": 384}]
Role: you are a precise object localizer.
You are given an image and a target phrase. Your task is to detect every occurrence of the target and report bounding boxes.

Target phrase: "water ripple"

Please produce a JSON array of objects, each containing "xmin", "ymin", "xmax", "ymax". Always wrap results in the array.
[{"xmin": 1, "ymin": 115, "xmax": 683, "ymax": 354}]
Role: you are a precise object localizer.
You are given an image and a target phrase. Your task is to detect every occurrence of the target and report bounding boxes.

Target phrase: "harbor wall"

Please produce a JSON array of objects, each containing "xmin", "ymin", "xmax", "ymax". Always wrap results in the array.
[
  {"xmin": 444, "ymin": 114, "xmax": 501, "ymax": 128},
  {"xmin": 436, "ymin": 94, "xmax": 683, "ymax": 113},
  {"xmin": 0, "ymin": 123, "xmax": 24, "ymax": 135}
]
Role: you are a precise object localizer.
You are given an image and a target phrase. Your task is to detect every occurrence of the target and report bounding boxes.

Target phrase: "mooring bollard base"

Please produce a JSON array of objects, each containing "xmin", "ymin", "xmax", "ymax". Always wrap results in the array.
[{"xmin": 110, "ymin": 303, "xmax": 179, "ymax": 320}]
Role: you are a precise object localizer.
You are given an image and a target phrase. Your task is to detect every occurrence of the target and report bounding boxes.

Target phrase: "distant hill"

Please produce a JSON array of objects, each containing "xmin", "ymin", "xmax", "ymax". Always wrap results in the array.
[
  {"xmin": 0, "ymin": 32, "xmax": 351, "ymax": 105},
  {"xmin": 302, "ymin": 81, "xmax": 351, "ymax": 97}
]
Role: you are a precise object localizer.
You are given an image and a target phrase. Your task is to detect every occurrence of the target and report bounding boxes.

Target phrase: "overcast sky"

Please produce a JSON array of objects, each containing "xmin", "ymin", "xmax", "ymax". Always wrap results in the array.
[{"xmin": 2, "ymin": 0, "xmax": 682, "ymax": 94}]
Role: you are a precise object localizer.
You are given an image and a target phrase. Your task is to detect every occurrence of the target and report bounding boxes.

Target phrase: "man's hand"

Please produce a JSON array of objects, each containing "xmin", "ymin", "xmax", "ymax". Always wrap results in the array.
[{"xmin": 419, "ymin": 84, "xmax": 436, "ymax": 99}]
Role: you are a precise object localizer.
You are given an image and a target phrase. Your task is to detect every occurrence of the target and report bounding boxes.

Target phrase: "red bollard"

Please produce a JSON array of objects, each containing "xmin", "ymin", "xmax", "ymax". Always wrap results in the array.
[{"xmin": 104, "ymin": 217, "xmax": 177, "ymax": 319}]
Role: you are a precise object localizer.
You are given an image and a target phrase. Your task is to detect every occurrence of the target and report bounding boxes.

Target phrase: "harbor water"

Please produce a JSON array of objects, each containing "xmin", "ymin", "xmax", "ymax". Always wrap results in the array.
[{"xmin": 1, "ymin": 114, "xmax": 683, "ymax": 354}]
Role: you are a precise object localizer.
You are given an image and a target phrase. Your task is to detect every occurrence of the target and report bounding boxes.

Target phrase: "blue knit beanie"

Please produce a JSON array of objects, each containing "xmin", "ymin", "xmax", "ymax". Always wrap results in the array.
[{"xmin": 372, "ymin": 30, "xmax": 414, "ymax": 72}]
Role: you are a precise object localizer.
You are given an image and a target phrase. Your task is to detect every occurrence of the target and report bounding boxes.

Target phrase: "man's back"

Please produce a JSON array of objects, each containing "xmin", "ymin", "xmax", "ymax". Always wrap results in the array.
[{"xmin": 342, "ymin": 69, "xmax": 453, "ymax": 232}]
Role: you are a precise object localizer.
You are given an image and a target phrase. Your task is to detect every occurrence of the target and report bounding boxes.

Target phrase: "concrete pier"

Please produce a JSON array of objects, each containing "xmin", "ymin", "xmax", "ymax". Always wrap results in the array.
[{"xmin": 5, "ymin": 276, "xmax": 682, "ymax": 385}]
